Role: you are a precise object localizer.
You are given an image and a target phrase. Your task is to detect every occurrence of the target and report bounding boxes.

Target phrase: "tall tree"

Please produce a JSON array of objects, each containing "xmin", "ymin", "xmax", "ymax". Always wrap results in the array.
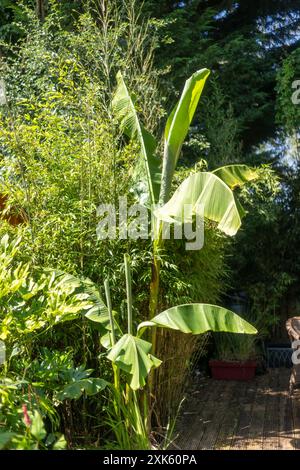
[{"xmin": 142, "ymin": 0, "xmax": 300, "ymax": 152}]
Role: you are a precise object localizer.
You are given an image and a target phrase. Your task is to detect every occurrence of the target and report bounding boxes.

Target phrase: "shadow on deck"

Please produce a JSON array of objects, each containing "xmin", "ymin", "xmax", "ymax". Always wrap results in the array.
[{"xmin": 174, "ymin": 368, "xmax": 300, "ymax": 450}]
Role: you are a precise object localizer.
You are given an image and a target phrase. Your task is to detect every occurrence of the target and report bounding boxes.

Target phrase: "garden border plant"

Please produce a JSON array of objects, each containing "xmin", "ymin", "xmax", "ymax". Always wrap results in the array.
[
  {"xmin": 112, "ymin": 67, "xmax": 260, "ymax": 423},
  {"xmin": 84, "ymin": 253, "xmax": 257, "ymax": 449}
]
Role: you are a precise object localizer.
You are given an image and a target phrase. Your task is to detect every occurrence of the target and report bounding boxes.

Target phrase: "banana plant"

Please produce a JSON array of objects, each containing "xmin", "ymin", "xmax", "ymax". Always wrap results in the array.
[
  {"xmin": 87, "ymin": 255, "xmax": 257, "ymax": 392},
  {"xmin": 113, "ymin": 70, "xmax": 260, "ymax": 416},
  {"xmin": 82, "ymin": 255, "xmax": 256, "ymax": 445},
  {"xmin": 113, "ymin": 69, "xmax": 259, "ymax": 322}
]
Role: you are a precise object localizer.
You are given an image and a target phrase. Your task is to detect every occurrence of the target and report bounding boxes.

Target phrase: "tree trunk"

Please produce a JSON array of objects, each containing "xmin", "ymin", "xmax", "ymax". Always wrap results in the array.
[{"xmin": 36, "ymin": 0, "xmax": 47, "ymax": 22}]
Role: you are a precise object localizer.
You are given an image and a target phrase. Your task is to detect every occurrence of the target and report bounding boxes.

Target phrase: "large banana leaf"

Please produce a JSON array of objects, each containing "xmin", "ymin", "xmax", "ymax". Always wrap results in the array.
[
  {"xmin": 159, "ymin": 68, "xmax": 210, "ymax": 204},
  {"xmin": 155, "ymin": 171, "xmax": 242, "ymax": 236},
  {"xmin": 138, "ymin": 304, "xmax": 257, "ymax": 336},
  {"xmin": 112, "ymin": 71, "xmax": 161, "ymax": 205},
  {"xmin": 107, "ymin": 334, "xmax": 161, "ymax": 390},
  {"xmin": 212, "ymin": 164, "xmax": 258, "ymax": 190}
]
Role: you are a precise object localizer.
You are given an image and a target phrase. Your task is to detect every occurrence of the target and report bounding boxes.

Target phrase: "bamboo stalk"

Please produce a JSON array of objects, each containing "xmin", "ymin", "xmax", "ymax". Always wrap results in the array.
[
  {"xmin": 104, "ymin": 278, "xmax": 116, "ymax": 345},
  {"xmin": 124, "ymin": 254, "xmax": 133, "ymax": 335},
  {"xmin": 104, "ymin": 278, "xmax": 119, "ymax": 393}
]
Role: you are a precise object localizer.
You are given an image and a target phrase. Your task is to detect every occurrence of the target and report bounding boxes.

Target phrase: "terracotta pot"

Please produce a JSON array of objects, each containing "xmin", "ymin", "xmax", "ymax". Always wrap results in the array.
[
  {"xmin": 0, "ymin": 194, "xmax": 26, "ymax": 226},
  {"xmin": 209, "ymin": 359, "xmax": 257, "ymax": 381}
]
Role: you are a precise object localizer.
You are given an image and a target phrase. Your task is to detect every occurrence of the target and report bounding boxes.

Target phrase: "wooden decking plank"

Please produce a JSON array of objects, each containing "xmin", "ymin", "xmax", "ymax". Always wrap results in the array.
[
  {"xmin": 174, "ymin": 377, "xmax": 212, "ymax": 449},
  {"xmin": 197, "ymin": 380, "xmax": 233, "ymax": 449},
  {"xmin": 176, "ymin": 378, "xmax": 223, "ymax": 449},
  {"xmin": 176, "ymin": 368, "xmax": 299, "ymax": 451},
  {"xmin": 194, "ymin": 379, "xmax": 227, "ymax": 450},
  {"xmin": 214, "ymin": 380, "xmax": 246, "ymax": 450},
  {"xmin": 230, "ymin": 380, "xmax": 257, "ymax": 449},
  {"xmin": 278, "ymin": 368, "xmax": 294, "ymax": 450},
  {"xmin": 263, "ymin": 368, "xmax": 280, "ymax": 449},
  {"xmin": 245, "ymin": 372, "xmax": 270, "ymax": 449}
]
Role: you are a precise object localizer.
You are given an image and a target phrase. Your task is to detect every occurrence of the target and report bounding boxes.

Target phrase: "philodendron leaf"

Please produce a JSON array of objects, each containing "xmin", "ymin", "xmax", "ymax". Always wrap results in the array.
[
  {"xmin": 138, "ymin": 304, "xmax": 257, "ymax": 336},
  {"xmin": 155, "ymin": 171, "xmax": 243, "ymax": 236},
  {"xmin": 107, "ymin": 334, "xmax": 162, "ymax": 390},
  {"xmin": 56, "ymin": 378, "xmax": 108, "ymax": 401},
  {"xmin": 212, "ymin": 164, "xmax": 258, "ymax": 190},
  {"xmin": 112, "ymin": 71, "xmax": 160, "ymax": 205}
]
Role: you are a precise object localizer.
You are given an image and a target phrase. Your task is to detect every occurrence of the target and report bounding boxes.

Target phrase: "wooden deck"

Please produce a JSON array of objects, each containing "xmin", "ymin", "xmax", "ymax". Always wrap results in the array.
[{"xmin": 175, "ymin": 368, "xmax": 300, "ymax": 450}]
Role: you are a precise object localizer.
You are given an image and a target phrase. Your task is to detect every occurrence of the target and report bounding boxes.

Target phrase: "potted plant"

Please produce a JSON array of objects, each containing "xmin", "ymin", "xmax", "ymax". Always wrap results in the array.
[{"xmin": 209, "ymin": 332, "xmax": 258, "ymax": 381}]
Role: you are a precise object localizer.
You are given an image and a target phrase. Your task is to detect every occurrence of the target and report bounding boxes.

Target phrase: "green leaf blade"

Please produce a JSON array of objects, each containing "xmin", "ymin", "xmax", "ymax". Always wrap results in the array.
[
  {"xmin": 31, "ymin": 411, "xmax": 47, "ymax": 441},
  {"xmin": 112, "ymin": 71, "xmax": 160, "ymax": 205},
  {"xmin": 139, "ymin": 304, "xmax": 257, "ymax": 335},
  {"xmin": 155, "ymin": 171, "xmax": 242, "ymax": 236},
  {"xmin": 107, "ymin": 334, "xmax": 161, "ymax": 390},
  {"xmin": 160, "ymin": 68, "xmax": 210, "ymax": 204},
  {"xmin": 212, "ymin": 164, "xmax": 258, "ymax": 189}
]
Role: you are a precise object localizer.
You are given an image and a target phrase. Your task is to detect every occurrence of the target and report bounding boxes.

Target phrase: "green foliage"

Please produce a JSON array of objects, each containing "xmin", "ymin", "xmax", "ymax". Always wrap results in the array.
[
  {"xmin": 113, "ymin": 67, "xmax": 260, "ymax": 429},
  {"xmin": 0, "ymin": 1, "xmax": 210, "ymax": 452},
  {"xmin": 107, "ymin": 334, "xmax": 161, "ymax": 391},
  {"xmin": 83, "ymin": 254, "xmax": 257, "ymax": 454},
  {"xmin": 143, "ymin": 0, "xmax": 300, "ymax": 150},
  {"xmin": 138, "ymin": 303, "xmax": 257, "ymax": 336},
  {"xmin": 103, "ymin": 257, "xmax": 256, "ymax": 393},
  {"xmin": 212, "ymin": 165, "xmax": 258, "ymax": 190},
  {"xmin": 112, "ymin": 71, "xmax": 160, "ymax": 205},
  {"xmin": 202, "ymin": 80, "xmax": 243, "ymax": 168},
  {"xmin": 159, "ymin": 68, "xmax": 210, "ymax": 204},
  {"xmin": 55, "ymin": 366, "xmax": 108, "ymax": 401},
  {"xmin": 227, "ymin": 166, "xmax": 296, "ymax": 338},
  {"xmin": 214, "ymin": 332, "xmax": 258, "ymax": 362},
  {"xmin": 0, "ymin": 0, "xmax": 275, "ymax": 450},
  {"xmin": 0, "ymin": 407, "xmax": 66, "ymax": 450},
  {"xmin": 0, "ymin": 2, "xmax": 166, "ymax": 323},
  {"xmin": 155, "ymin": 171, "xmax": 243, "ymax": 236},
  {"xmin": 0, "ymin": 235, "xmax": 110, "ymax": 343},
  {"xmin": 276, "ymin": 48, "xmax": 300, "ymax": 134},
  {"xmin": 0, "ymin": 237, "xmax": 110, "ymax": 448},
  {"xmin": 104, "ymin": 386, "xmax": 150, "ymax": 450},
  {"xmin": 276, "ymin": 48, "xmax": 300, "ymax": 160},
  {"xmin": 158, "ymin": 227, "xmax": 229, "ymax": 308}
]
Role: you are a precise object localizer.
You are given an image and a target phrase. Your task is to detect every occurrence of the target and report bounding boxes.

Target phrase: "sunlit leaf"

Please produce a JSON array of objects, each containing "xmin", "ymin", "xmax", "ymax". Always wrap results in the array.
[
  {"xmin": 31, "ymin": 411, "xmax": 46, "ymax": 441},
  {"xmin": 159, "ymin": 68, "xmax": 210, "ymax": 204},
  {"xmin": 107, "ymin": 334, "xmax": 161, "ymax": 390},
  {"xmin": 138, "ymin": 303, "xmax": 257, "ymax": 336},
  {"xmin": 155, "ymin": 171, "xmax": 242, "ymax": 236},
  {"xmin": 112, "ymin": 71, "xmax": 160, "ymax": 205},
  {"xmin": 212, "ymin": 164, "xmax": 258, "ymax": 189}
]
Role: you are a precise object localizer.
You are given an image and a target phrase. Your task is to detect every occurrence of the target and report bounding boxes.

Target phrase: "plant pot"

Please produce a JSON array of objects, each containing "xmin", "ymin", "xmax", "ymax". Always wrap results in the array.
[{"xmin": 209, "ymin": 359, "xmax": 257, "ymax": 381}]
